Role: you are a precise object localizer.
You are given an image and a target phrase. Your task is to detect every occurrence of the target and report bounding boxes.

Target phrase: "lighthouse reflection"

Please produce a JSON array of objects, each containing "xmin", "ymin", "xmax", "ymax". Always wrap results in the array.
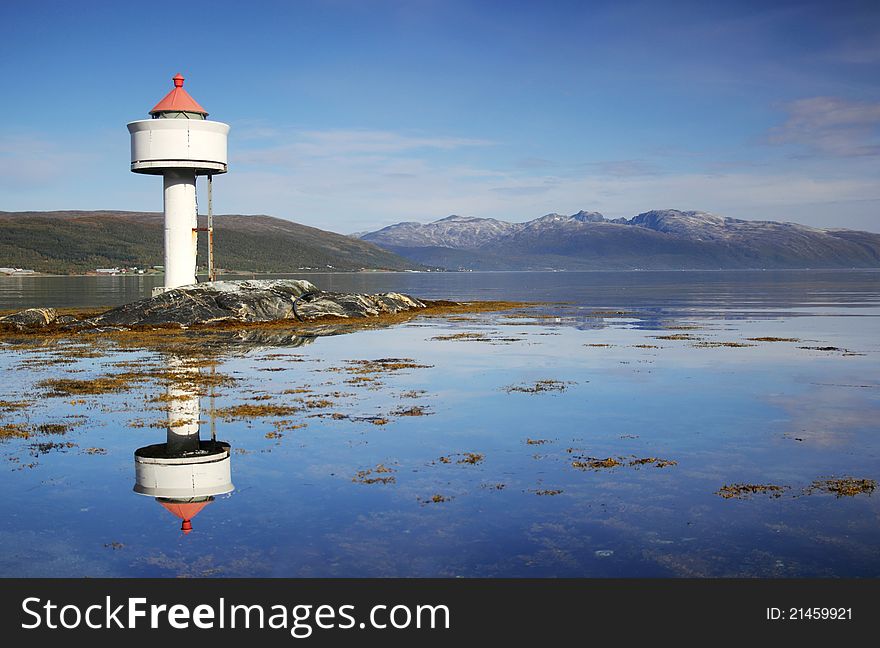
[{"xmin": 133, "ymin": 356, "xmax": 233, "ymax": 535}]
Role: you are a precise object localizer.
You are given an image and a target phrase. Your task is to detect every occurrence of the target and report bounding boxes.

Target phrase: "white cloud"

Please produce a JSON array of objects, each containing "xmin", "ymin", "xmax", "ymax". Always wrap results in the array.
[
  {"xmin": 767, "ymin": 96, "xmax": 880, "ymax": 157},
  {"xmin": 2, "ymin": 124, "xmax": 877, "ymax": 234},
  {"xmin": 233, "ymin": 128, "xmax": 493, "ymax": 168},
  {"xmin": 221, "ymin": 146, "xmax": 880, "ymax": 232}
]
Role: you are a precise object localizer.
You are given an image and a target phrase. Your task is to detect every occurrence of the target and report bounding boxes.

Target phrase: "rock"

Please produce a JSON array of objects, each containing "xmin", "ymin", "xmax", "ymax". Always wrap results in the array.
[
  {"xmin": 0, "ymin": 308, "xmax": 57, "ymax": 330},
  {"xmin": 78, "ymin": 280, "xmax": 426, "ymax": 329},
  {"xmin": 0, "ymin": 280, "xmax": 429, "ymax": 332},
  {"xmin": 291, "ymin": 291, "xmax": 425, "ymax": 321}
]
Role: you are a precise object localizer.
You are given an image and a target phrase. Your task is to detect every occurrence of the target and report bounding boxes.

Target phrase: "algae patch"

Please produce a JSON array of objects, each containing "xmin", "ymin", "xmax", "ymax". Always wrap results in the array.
[
  {"xmin": 0, "ymin": 424, "xmax": 31, "ymax": 440},
  {"xmin": 35, "ymin": 423, "xmax": 72, "ymax": 435},
  {"xmin": 808, "ymin": 477, "xmax": 875, "ymax": 498},
  {"xmin": 215, "ymin": 404, "xmax": 300, "ymax": 420},
  {"xmin": 572, "ymin": 457, "xmax": 622, "ymax": 470},
  {"xmin": 0, "ymin": 400, "xmax": 33, "ymax": 413},
  {"xmin": 653, "ymin": 334, "xmax": 699, "ymax": 341},
  {"xmin": 436, "ymin": 452, "xmax": 484, "ymax": 465},
  {"xmin": 570, "ymin": 455, "xmax": 676, "ymax": 471},
  {"xmin": 391, "ymin": 406, "xmax": 431, "ymax": 417},
  {"xmin": 353, "ymin": 464, "xmax": 396, "ymax": 485},
  {"xmin": 504, "ymin": 379, "xmax": 575, "ymax": 394},
  {"xmin": 431, "ymin": 332, "xmax": 489, "ymax": 341},
  {"xmin": 418, "ymin": 494, "xmax": 451, "ymax": 504},
  {"xmin": 716, "ymin": 484, "xmax": 787, "ymax": 499},
  {"xmin": 629, "ymin": 457, "xmax": 677, "ymax": 468},
  {"xmin": 38, "ymin": 374, "xmax": 144, "ymax": 396}
]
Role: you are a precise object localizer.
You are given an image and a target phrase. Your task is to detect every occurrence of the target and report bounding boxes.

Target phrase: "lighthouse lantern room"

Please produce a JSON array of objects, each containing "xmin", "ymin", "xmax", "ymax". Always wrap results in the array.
[{"xmin": 127, "ymin": 74, "xmax": 229, "ymax": 291}]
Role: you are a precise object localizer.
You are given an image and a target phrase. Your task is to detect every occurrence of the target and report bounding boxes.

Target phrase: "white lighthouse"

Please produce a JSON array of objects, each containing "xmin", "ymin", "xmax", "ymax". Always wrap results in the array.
[
  {"xmin": 127, "ymin": 74, "xmax": 229, "ymax": 291},
  {"xmin": 134, "ymin": 357, "xmax": 234, "ymax": 535}
]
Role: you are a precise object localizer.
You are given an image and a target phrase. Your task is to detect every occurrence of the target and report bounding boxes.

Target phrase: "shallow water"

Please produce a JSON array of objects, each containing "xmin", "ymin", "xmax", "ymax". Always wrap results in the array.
[
  {"xmin": 0, "ymin": 271, "xmax": 878, "ymax": 577},
  {"xmin": 2, "ymin": 268, "xmax": 879, "ymax": 311}
]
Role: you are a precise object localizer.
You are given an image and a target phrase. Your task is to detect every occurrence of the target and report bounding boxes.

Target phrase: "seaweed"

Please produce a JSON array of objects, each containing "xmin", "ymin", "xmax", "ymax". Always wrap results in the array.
[
  {"xmin": 431, "ymin": 332, "xmax": 489, "ymax": 341},
  {"xmin": 418, "ymin": 494, "xmax": 450, "ymax": 504},
  {"xmin": 0, "ymin": 400, "xmax": 33, "ymax": 413},
  {"xmin": 391, "ymin": 406, "xmax": 430, "ymax": 417},
  {"xmin": 0, "ymin": 424, "xmax": 30, "ymax": 440},
  {"xmin": 807, "ymin": 477, "xmax": 875, "ymax": 498},
  {"xmin": 214, "ymin": 404, "xmax": 299, "ymax": 420},
  {"xmin": 653, "ymin": 334, "xmax": 699, "ymax": 341},
  {"xmin": 629, "ymin": 457, "xmax": 677, "ymax": 468},
  {"xmin": 353, "ymin": 464, "xmax": 396, "ymax": 485},
  {"xmin": 35, "ymin": 423, "xmax": 72, "ymax": 435},
  {"xmin": 716, "ymin": 483, "xmax": 787, "ymax": 499},
  {"xmin": 572, "ymin": 457, "xmax": 622, "ymax": 470},
  {"xmin": 504, "ymin": 379, "xmax": 574, "ymax": 394}
]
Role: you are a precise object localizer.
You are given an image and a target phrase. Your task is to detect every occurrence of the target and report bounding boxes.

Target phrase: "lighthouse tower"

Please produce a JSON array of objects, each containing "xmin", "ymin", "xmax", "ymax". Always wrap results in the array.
[
  {"xmin": 127, "ymin": 74, "xmax": 229, "ymax": 291},
  {"xmin": 134, "ymin": 357, "xmax": 234, "ymax": 535}
]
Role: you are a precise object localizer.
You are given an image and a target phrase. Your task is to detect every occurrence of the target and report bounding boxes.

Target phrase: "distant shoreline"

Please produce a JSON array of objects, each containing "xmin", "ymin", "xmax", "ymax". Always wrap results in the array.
[
  {"xmin": 0, "ymin": 269, "xmax": 437, "ymax": 279},
  {"xmin": 2, "ymin": 267, "xmax": 879, "ymax": 279}
]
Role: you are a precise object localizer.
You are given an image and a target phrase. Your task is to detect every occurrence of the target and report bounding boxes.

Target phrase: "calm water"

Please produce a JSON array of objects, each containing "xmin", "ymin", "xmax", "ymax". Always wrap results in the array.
[
  {"xmin": 0, "ymin": 270, "xmax": 878, "ymax": 577},
  {"xmin": 2, "ymin": 269, "xmax": 879, "ymax": 310}
]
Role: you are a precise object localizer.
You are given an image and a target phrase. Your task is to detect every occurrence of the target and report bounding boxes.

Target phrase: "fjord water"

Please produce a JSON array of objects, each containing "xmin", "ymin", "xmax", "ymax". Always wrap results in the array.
[
  {"xmin": 1, "ymin": 269, "xmax": 879, "ymax": 310},
  {"xmin": 0, "ymin": 270, "xmax": 878, "ymax": 577}
]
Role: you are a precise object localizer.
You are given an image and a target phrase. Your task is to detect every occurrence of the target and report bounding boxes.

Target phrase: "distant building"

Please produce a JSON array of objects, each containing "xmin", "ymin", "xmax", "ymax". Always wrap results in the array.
[
  {"xmin": 96, "ymin": 268, "xmax": 121, "ymax": 275},
  {"xmin": 0, "ymin": 268, "xmax": 35, "ymax": 275}
]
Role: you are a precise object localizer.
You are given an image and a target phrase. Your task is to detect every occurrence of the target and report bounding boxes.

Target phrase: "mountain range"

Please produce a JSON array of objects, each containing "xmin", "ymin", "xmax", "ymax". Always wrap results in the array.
[
  {"xmin": 359, "ymin": 210, "xmax": 880, "ymax": 270},
  {"xmin": 0, "ymin": 211, "xmax": 420, "ymax": 274},
  {"xmin": 3, "ymin": 208, "xmax": 878, "ymax": 275}
]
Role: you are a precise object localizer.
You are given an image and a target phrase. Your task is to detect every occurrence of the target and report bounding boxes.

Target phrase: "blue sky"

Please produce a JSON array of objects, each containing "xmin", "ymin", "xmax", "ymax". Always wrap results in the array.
[{"xmin": 1, "ymin": 0, "xmax": 878, "ymax": 233}]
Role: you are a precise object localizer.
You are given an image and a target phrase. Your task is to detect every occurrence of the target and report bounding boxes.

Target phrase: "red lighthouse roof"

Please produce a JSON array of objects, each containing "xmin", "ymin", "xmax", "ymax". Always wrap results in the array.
[
  {"xmin": 158, "ymin": 498, "xmax": 213, "ymax": 535},
  {"xmin": 149, "ymin": 73, "xmax": 208, "ymax": 117}
]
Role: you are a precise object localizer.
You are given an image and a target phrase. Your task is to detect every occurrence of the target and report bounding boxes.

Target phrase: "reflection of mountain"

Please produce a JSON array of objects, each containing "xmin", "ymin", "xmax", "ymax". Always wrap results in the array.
[
  {"xmin": 360, "ymin": 210, "xmax": 880, "ymax": 270},
  {"xmin": 133, "ymin": 356, "xmax": 233, "ymax": 534}
]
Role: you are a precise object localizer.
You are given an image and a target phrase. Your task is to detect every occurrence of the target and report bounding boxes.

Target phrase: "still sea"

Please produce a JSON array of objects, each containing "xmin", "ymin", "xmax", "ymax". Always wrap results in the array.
[{"xmin": 0, "ymin": 270, "xmax": 877, "ymax": 576}]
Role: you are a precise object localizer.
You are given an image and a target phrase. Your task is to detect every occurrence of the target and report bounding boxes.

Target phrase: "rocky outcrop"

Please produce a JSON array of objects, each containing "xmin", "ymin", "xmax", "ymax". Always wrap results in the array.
[
  {"xmin": 0, "ymin": 308, "xmax": 58, "ymax": 330},
  {"xmin": 0, "ymin": 280, "xmax": 427, "ymax": 331}
]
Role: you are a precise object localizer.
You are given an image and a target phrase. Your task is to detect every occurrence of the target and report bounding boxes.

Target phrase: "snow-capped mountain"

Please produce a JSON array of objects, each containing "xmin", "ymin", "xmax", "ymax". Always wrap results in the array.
[
  {"xmin": 358, "ymin": 209, "xmax": 880, "ymax": 270},
  {"xmin": 362, "ymin": 214, "xmax": 523, "ymax": 249}
]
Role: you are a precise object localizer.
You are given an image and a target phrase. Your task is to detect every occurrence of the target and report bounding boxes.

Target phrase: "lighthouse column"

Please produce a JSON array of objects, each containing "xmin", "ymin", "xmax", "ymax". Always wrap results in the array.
[
  {"xmin": 162, "ymin": 170, "xmax": 198, "ymax": 289},
  {"xmin": 165, "ymin": 357, "xmax": 201, "ymax": 455}
]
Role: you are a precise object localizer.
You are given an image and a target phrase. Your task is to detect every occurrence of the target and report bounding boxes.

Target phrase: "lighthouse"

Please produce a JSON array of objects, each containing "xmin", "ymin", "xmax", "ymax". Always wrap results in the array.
[
  {"xmin": 134, "ymin": 357, "xmax": 234, "ymax": 535},
  {"xmin": 127, "ymin": 74, "xmax": 229, "ymax": 291}
]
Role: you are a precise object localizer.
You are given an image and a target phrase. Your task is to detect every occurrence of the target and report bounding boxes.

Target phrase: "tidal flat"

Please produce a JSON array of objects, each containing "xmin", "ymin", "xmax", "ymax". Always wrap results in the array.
[{"xmin": 0, "ymin": 271, "xmax": 878, "ymax": 577}]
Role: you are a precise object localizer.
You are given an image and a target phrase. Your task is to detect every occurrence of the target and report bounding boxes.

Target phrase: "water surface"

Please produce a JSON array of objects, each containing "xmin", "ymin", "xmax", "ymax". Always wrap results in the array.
[{"xmin": 0, "ymin": 271, "xmax": 877, "ymax": 576}]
